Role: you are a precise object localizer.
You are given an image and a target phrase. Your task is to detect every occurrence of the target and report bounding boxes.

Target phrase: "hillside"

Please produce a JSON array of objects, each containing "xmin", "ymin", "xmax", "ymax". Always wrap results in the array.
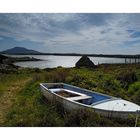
[{"xmin": 2, "ymin": 47, "xmax": 42, "ymax": 54}]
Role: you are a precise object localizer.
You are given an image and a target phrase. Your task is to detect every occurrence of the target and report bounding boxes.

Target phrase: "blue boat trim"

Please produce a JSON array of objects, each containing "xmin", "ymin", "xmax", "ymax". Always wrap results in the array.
[{"xmin": 91, "ymin": 98, "xmax": 120, "ymax": 106}]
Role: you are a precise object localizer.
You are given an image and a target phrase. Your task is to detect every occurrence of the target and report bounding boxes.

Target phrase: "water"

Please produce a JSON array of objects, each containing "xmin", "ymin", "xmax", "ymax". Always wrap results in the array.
[{"xmin": 7, "ymin": 55, "xmax": 126, "ymax": 69}]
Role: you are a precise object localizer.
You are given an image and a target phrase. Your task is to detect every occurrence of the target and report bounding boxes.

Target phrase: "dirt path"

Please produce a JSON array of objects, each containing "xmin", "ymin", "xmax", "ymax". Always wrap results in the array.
[{"xmin": 0, "ymin": 78, "xmax": 32, "ymax": 126}]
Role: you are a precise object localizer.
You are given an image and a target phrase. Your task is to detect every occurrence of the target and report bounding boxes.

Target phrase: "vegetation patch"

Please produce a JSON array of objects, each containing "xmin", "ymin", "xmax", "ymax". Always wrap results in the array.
[{"xmin": 1, "ymin": 65, "xmax": 140, "ymax": 126}]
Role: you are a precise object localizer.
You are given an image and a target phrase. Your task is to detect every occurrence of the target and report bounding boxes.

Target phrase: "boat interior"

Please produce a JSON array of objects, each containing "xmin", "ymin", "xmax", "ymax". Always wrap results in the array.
[{"xmin": 43, "ymin": 83, "xmax": 112, "ymax": 105}]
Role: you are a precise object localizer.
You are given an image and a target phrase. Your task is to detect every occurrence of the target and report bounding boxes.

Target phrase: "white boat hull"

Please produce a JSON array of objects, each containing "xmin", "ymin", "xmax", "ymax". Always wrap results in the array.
[{"xmin": 40, "ymin": 83, "xmax": 140, "ymax": 119}]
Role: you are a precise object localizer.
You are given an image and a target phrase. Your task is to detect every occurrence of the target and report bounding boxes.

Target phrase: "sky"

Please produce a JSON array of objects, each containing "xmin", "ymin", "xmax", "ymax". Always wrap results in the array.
[{"xmin": 0, "ymin": 13, "xmax": 140, "ymax": 54}]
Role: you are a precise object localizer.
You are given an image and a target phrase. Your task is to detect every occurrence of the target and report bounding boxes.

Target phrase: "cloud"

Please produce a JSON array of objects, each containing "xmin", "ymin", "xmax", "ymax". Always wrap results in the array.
[
  {"xmin": 0, "ymin": 37, "xmax": 3, "ymax": 40},
  {"xmin": 0, "ymin": 13, "xmax": 140, "ymax": 54}
]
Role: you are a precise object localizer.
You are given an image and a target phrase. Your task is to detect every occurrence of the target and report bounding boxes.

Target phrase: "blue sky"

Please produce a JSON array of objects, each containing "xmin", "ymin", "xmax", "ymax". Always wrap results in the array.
[{"xmin": 0, "ymin": 13, "xmax": 140, "ymax": 54}]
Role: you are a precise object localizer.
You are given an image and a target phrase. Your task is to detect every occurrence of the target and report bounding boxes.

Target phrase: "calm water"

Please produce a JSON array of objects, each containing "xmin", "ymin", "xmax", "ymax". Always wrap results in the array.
[{"xmin": 7, "ymin": 55, "xmax": 126, "ymax": 69}]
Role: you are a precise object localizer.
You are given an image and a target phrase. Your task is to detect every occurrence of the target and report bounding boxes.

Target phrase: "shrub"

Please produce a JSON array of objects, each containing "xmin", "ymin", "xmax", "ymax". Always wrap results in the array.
[
  {"xmin": 116, "ymin": 71, "xmax": 137, "ymax": 88},
  {"xmin": 64, "ymin": 109, "xmax": 101, "ymax": 126},
  {"xmin": 46, "ymin": 68, "xmax": 69, "ymax": 83},
  {"xmin": 128, "ymin": 82, "xmax": 140, "ymax": 105},
  {"xmin": 128, "ymin": 82, "xmax": 140, "ymax": 94}
]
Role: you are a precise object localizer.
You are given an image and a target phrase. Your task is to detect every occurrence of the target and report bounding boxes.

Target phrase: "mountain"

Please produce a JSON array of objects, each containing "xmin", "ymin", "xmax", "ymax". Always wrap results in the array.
[{"xmin": 2, "ymin": 47, "xmax": 42, "ymax": 54}]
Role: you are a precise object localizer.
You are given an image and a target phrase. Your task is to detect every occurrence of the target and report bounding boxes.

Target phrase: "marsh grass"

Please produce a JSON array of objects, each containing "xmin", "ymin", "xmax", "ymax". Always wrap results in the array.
[
  {"xmin": 0, "ymin": 72, "xmax": 32, "ymax": 125},
  {"xmin": 1, "ymin": 64, "xmax": 140, "ymax": 126},
  {"xmin": 5, "ymin": 82, "xmax": 65, "ymax": 126},
  {"xmin": 4, "ymin": 80, "xmax": 136, "ymax": 127}
]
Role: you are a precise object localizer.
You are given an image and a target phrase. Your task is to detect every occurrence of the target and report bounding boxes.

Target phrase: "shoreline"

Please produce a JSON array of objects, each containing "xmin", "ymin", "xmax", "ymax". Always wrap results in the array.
[
  {"xmin": 1, "ymin": 53, "xmax": 140, "ymax": 70},
  {"xmin": 2, "ymin": 53, "xmax": 140, "ymax": 59}
]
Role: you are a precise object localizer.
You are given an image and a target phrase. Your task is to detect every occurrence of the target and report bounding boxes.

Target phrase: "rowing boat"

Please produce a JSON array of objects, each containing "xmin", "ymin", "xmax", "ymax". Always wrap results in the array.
[{"xmin": 40, "ymin": 83, "xmax": 140, "ymax": 118}]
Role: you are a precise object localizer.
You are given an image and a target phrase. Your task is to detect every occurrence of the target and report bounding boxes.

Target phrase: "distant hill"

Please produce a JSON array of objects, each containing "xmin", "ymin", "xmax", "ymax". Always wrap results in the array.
[{"xmin": 1, "ymin": 47, "xmax": 42, "ymax": 54}]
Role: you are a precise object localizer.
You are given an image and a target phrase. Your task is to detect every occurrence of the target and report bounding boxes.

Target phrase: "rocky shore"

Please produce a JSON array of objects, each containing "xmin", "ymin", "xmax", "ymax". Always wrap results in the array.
[{"xmin": 0, "ymin": 54, "xmax": 41, "ymax": 71}]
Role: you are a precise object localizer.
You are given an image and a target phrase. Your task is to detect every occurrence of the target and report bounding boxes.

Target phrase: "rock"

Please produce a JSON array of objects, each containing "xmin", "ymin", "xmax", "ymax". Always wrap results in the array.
[
  {"xmin": 0, "ymin": 54, "xmax": 8, "ymax": 63},
  {"xmin": 75, "ymin": 56, "xmax": 96, "ymax": 68}
]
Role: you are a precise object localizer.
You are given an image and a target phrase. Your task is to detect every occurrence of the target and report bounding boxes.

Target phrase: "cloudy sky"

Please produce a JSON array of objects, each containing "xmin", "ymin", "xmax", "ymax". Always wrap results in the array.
[{"xmin": 0, "ymin": 13, "xmax": 140, "ymax": 54}]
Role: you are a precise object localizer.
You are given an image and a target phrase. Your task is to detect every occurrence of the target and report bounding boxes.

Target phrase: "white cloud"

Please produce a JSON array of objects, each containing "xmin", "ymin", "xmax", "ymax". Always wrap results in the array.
[
  {"xmin": 0, "ymin": 13, "xmax": 140, "ymax": 54},
  {"xmin": 0, "ymin": 37, "xmax": 3, "ymax": 40}
]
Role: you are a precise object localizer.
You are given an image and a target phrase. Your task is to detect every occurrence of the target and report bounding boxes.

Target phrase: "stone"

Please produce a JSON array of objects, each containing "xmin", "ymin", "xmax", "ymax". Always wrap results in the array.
[{"xmin": 75, "ymin": 56, "xmax": 96, "ymax": 68}]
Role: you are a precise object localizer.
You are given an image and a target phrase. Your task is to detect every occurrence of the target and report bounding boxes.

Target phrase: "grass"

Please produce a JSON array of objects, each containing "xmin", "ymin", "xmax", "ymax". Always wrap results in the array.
[
  {"xmin": 4, "ymin": 82, "xmax": 64, "ymax": 126},
  {"xmin": 1, "ymin": 64, "xmax": 140, "ymax": 126},
  {"xmin": 0, "ymin": 71, "xmax": 32, "ymax": 125},
  {"xmin": 4, "ymin": 81, "xmax": 136, "ymax": 127}
]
